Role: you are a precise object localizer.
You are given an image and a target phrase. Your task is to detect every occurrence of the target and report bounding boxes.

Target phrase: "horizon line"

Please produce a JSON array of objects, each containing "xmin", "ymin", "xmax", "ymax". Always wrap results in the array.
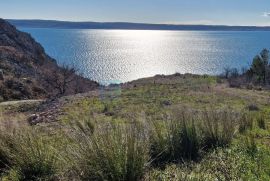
[{"xmin": 6, "ymin": 18, "xmax": 270, "ymax": 28}]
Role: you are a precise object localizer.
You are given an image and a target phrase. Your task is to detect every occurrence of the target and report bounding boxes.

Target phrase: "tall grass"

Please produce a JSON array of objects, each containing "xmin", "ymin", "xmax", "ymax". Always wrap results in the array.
[
  {"xmin": 0, "ymin": 108, "xmax": 259, "ymax": 180},
  {"xmin": 179, "ymin": 119, "xmax": 200, "ymax": 160},
  {"xmin": 150, "ymin": 111, "xmax": 200, "ymax": 165},
  {"xmin": 0, "ymin": 127, "xmax": 62, "ymax": 180},
  {"xmin": 256, "ymin": 115, "xmax": 267, "ymax": 130},
  {"xmin": 200, "ymin": 110, "xmax": 237, "ymax": 149},
  {"xmin": 67, "ymin": 122, "xmax": 150, "ymax": 181},
  {"xmin": 238, "ymin": 113, "xmax": 254, "ymax": 133},
  {"xmin": 0, "ymin": 133, "xmax": 12, "ymax": 175},
  {"xmin": 150, "ymin": 109, "xmax": 243, "ymax": 165}
]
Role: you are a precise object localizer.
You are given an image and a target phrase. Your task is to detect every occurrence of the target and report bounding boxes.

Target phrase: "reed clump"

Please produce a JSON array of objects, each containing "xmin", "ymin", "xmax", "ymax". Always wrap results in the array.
[{"xmin": 0, "ymin": 108, "xmax": 261, "ymax": 180}]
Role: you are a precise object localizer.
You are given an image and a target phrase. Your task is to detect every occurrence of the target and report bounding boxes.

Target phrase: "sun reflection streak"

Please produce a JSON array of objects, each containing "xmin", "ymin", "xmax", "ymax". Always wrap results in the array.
[{"xmin": 23, "ymin": 28, "xmax": 270, "ymax": 84}]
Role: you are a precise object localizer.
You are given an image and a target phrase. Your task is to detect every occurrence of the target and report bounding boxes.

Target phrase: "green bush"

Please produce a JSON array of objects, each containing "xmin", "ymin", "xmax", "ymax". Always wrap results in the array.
[
  {"xmin": 244, "ymin": 136, "xmax": 258, "ymax": 158},
  {"xmin": 150, "ymin": 111, "xmax": 201, "ymax": 165},
  {"xmin": 238, "ymin": 113, "xmax": 254, "ymax": 133},
  {"xmin": 250, "ymin": 49, "xmax": 269, "ymax": 84},
  {"xmin": 0, "ymin": 134, "xmax": 12, "ymax": 175},
  {"xmin": 256, "ymin": 115, "xmax": 267, "ymax": 130},
  {"xmin": 146, "ymin": 139, "xmax": 270, "ymax": 181},
  {"xmin": 0, "ymin": 107, "xmax": 265, "ymax": 180},
  {"xmin": 150, "ymin": 109, "xmax": 244, "ymax": 166},
  {"xmin": 0, "ymin": 129, "xmax": 60, "ymax": 181},
  {"xmin": 200, "ymin": 110, "xmax": 237, "ymax": 149},
  {"xmin": 178, "ymin": 119, "xmax": 200, "ymax": 160},
  {"xmin": 68, "ymin": 122, "xmax": 150, "ymax": 181}
]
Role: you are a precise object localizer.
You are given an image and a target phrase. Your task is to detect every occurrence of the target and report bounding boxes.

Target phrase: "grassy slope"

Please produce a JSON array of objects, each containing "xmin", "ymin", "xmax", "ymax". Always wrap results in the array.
[
  {"xmin": 59, "ymin": 74, "xmax": 270, "ymax": 180},
  {"xmin": 61, "ymin": 74, "xmax": 270, "ymax": 123},
  {"xmin": 1, "ymin": 74, "xmax": 270, "ymax": 180}
]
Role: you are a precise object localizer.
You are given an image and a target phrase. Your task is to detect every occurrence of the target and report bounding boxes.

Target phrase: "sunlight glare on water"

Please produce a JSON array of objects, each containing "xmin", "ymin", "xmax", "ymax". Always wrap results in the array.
[{"xmin": 21, "ymin": 28, "xmax": 270, "ymax": 84}]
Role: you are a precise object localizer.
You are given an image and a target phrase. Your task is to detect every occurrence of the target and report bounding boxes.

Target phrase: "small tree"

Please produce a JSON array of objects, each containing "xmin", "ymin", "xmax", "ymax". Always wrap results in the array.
[
  {"xmin": 230, "ymin": 68, "xmax": 239, "ymax": 78},
  {"xmin": 250, "ymin": 49, "xmax": 269, "ymax": 84},
  {"xmin": 223, "ymin": 67, "xmax": 231, "ymax": 79},
  {"xmin": 44, "ymin": 65, "xmax": 76, "ymax": 97}
]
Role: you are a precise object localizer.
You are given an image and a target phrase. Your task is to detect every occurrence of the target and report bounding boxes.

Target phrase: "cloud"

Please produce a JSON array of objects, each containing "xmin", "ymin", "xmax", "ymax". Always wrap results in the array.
[{"xmin": 263, "ymin": 12, "xmax": 270, "ymax": 17}]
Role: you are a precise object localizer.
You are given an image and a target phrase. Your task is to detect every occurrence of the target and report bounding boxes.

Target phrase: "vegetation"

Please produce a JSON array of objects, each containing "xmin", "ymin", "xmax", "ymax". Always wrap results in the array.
[
  {"xmin": 0, "ymin": 19, "xmax": 99, "ymax": 102},
  {"xmin": 224, "ymin": 48, "xmax": 270, "ymax": 88},
  {"xmin": 0, "ymin": 106, "xmax": 269, "ymax": 180},
  {"xmin": 0, "ymin": 49, "xmax": 270, "ymax": 180},
  {"xmin": 250, "ymin": 49, "xmax": 269, "ymax": 84},
  {"xmin": 0, "ymin": 71, "xmax": 270, "ymax": 180}
]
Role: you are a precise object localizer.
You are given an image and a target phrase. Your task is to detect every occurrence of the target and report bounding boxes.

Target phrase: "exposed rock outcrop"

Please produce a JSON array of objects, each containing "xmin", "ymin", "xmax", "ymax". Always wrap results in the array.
[{"xmin": 0, "ymin": 18, "xmax": 98, "ymax": 101}]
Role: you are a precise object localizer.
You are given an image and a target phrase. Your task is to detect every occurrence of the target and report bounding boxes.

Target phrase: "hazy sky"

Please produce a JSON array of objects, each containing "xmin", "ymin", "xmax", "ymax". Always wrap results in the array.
[{"xmin": 1, "ymin": 0, "xmax": 270, "ymax": 26}]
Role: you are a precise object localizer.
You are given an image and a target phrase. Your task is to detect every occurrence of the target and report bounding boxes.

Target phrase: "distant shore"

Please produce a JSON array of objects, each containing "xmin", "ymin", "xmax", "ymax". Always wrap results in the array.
[{"xmin": 7, "ymin": 19, "xmax": 270, "ymax": 31}]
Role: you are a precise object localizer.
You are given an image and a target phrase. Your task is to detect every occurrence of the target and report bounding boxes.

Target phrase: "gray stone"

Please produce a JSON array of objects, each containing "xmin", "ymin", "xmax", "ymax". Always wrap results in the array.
[{"xmin": 162, "ymin": 100, "xmax": 172, "ymax": 106}]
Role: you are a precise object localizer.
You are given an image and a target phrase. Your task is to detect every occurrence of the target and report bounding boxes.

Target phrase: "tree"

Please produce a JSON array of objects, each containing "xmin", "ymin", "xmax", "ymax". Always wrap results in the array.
[
  {"xmin": 44, "ymin": 65, "xmax": 76, "ymax": 97},
  {"xmin": 261, "ymin": 48, "xmax": 269, "ymax": 65},
  {"xmin": 250, "ymin": 49, "xmax": 269, "ymax": 84},
  {"xmin": 223, "ymin": 67, "xmax": 231, "ymax": 79}
]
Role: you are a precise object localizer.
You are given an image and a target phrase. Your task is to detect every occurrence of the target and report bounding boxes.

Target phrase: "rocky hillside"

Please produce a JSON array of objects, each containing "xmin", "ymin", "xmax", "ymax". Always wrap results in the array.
[{"xmin": 0, "ymin": 18, "xmax": 98, "ymax": 101}]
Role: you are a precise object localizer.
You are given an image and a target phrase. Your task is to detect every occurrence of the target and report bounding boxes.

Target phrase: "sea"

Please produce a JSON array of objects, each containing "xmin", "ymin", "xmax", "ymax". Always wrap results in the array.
[{"xmin": 20, "ymin": 28, "xmax": 270, "ymax": 84}]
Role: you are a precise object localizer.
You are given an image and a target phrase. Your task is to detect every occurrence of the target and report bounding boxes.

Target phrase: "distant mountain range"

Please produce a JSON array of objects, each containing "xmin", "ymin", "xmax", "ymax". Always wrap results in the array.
[{"xmin": 7, "ymin": 19, "xmax": 270, "ymax": 31}]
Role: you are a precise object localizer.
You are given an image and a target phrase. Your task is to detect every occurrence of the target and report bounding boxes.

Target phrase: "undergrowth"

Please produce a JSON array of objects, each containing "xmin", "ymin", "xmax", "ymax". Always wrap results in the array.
[{"xmin": 0, "ymin": 107, "xmax": 268, "ymax": 180}]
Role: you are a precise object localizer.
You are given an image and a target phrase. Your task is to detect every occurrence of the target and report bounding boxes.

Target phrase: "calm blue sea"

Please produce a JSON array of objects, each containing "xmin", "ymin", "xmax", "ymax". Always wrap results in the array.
[{"xmin": 20, "ymin": 28, "xmax": 270, "ymax": 84}]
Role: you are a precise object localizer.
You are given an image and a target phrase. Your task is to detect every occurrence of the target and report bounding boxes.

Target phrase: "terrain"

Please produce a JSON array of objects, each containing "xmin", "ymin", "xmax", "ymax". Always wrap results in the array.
[
  {"xmin": 0, "ymin": 18, "xmax": 98, "ymax": 101},
  {"xmin": 0, "ymin": 73, "xmax": 270, "ymax": 180}
]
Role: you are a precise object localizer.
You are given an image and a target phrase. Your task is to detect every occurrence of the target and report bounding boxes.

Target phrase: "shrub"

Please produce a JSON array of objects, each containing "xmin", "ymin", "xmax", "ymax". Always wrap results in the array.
[
  {"xmin": 150, "ymin": 109, "xmax": 244, "ymax": 165},
  {"xmin": 149, "ymin": 118, "xmax": 171, "ymax": 165},
  {"xmin": 250, "ymin": 49, "xmax": 269, "ymax": 84},
  {"xmin": 150, "ymin": 111, "xmax": 201, "ymax": 165},
  {"xmin": 246, "ymin": 104, "xmax": 260, "ymax": 111},
  {"xmin": 0, "ymin": 129, "xmax": 60, "ymax": 180},
  {"xmin": 224, "ymin": 49, "xmax": 270, "ymax": 87},
  {"xmin": 0, "ymin": 134, "xmax": 12, "ymax": 175},
  {"xmin": 68, "ymin": 122, "xmax": 150, "ymax": 181},
  {"xmin": 178, "ymin": 119, "xmax": 200, "ymax": 160},
  {"xmin": 199, "ymin": 110, "xmax": 237, "ymax": 149},
  {"xmin": 223, "ymin": 67, "xmax": 231, "ymax": 79},
  {"xmin": 238, "ymin": 113, "xmax": 254, "ymax": 133},
  {"xmin": 256, "ymin": 115, "xmax": 267, "ymax": 130},
  {"xmin": 244, "ymin": 136, "xmax": 258, "ymax": 158}
]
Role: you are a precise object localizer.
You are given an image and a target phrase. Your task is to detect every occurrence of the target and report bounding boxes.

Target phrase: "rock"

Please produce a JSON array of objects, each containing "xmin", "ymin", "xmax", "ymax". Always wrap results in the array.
[
  {"xmin": 105, "ymin": 112, "xmax": 114, "ymax": 116},
  {"xmin": 28, "ymin": 114, "xmax": 39, "ymax": 125},
  {"xmin": 162, "ymin": 100, "xmax": 172, "ymax": 106}
]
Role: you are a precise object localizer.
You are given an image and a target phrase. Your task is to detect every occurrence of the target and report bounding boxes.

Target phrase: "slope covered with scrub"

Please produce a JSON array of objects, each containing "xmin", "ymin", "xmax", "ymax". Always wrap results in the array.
[
  {"xmin": 0, "ymin": 73, "xmax": 270, "ymax": 180},
  {"xmin": 0, "ymin": 18, "xmax": 98, "ymax": 101}
]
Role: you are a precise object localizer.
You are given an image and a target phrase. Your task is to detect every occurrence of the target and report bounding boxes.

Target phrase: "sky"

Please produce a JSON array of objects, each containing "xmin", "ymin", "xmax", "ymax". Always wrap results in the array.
[{"xmin": 1, "ymin": 0, "xmax": 270, "ymax": 26}]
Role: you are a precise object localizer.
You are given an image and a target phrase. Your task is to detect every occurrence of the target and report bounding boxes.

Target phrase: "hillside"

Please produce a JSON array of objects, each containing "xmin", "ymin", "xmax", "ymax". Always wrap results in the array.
[
  {"xmin": 0, "ymin": 73, "xmax": 270, "ymax": 180},
  {"xmin": 0, "ymin": 18, "xmax": 98, "ymax": 101}
]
